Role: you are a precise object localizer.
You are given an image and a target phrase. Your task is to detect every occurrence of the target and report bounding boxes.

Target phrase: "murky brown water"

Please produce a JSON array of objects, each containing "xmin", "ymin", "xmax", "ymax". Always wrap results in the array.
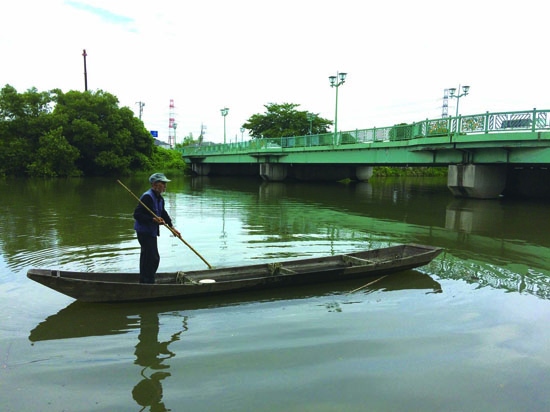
[{"xmin": 1, "ymin": 176, "xmax": 549, "ymax": 411}]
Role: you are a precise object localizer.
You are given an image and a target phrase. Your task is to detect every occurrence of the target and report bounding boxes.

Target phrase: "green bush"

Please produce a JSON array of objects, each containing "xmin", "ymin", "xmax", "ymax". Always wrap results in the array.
[
  {"xmin": 27, "ymin": 127, "xmax": 81, "ymax": 177},
  {"xmin": 0, "ymin": 85, "xmax": 158, "ymax": 177},
  {"xmin": 373, "ymin": 167, "xmax": 448, "ymax": 177},
  {"xmin": 150, "ymin": 146, "xmax": 187, "ymax": 172}
]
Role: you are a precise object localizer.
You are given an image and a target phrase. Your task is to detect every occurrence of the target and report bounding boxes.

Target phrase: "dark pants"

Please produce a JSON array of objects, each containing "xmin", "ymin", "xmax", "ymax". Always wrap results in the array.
[{"xmin": 137, "ymin": 233, "xmax": 160, "ymax": 284}]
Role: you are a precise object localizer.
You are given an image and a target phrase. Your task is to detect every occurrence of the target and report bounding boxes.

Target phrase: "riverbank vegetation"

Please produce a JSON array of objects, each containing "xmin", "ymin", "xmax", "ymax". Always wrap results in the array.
[
  {"xmin": 1, "ymin": 86, "xmax": 445, "ymax": 179},
  {"xmin": 0, "ymin": 85, "xmax": 185, "ymax": 177},
  {"xmin": 373, "ymin": 167, "xmax": 448, "ymax": 177}
]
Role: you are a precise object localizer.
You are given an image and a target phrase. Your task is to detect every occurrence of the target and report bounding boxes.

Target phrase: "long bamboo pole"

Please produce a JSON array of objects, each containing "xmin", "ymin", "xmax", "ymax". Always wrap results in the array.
[
  {"xmin": 117, "ymin": 180, "xmax": 212, "ymax": 269},
  {"xmin": 348, "ymin": 275, "xmax": 388, "ymax": 294}
]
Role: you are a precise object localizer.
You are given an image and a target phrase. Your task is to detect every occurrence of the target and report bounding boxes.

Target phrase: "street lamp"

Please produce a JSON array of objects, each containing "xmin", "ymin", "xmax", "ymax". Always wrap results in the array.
[
  {"xmin": 329, "ymin": 72, "xmax": 347, "ymax": 144},
  {"xmin": 448, "ymin": 85, "xmax": 470, "ymax": 117},
  {"xmin": 220, "ymin": 107, "xmax": 229, "ymax": 144},
  {"xmin": 240, "ymin": 127, "xmax": 245, "ymax": 143},
  {"xmin": 306, "ymin": 113, "xmax": 314, "ymax": 135}
]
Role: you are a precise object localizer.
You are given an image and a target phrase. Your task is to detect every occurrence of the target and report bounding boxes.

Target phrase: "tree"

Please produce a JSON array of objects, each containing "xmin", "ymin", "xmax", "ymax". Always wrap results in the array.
[
  {"xmin": 242, "ymin": 103, "xmax": 332, "ymax": 139},
  {"xmin": 51, "ymin": 89, "xmax": 155, "ymax": 176},
  {"xmin": 0, "ymin": 85, "xmax": 158, "ymax": 177},
  {"xmin": 0, "ymin": 85, "xmax": 57, "ymax": 176},
  {"xmin": 150, "ymin": 145, "xmax": 186, "ymax": 170},
  {"xmin": 27, "ymin": 127, "xmax": 80, "ymax": 177},
  {"xmin": 175, "ymin": 132, "xmax": 199, "ymax": 148}
]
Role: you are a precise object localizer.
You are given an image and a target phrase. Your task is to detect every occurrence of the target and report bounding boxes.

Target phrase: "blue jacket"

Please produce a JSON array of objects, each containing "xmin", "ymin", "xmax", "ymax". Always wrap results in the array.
[{"xmin": 133, "ymin": 189, "xmax": 173, "ymax": 237}]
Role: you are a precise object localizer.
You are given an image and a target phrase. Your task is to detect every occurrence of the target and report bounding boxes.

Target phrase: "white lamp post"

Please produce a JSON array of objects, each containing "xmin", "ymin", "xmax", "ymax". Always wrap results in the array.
[
  {"xmin": 329, "ymin": 72, "xmax": 347, "ymax": 144},
  {"xmin": 220, "ymin": 107, "xmax": 229, "ymax": 144},
  {"xmin": 449, "ymin": 85, "xmax": 470, "ymax": 117}
]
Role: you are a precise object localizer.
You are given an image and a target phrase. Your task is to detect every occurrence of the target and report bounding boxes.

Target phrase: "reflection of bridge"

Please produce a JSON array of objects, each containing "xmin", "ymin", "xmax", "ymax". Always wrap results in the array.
[
  {"xmin": 180, "ymin": 109, "xmax": 550, "ymax": 199},
  {"xmin": 187, "ymin": 176, "xmax": 550, "ymax": 298}
]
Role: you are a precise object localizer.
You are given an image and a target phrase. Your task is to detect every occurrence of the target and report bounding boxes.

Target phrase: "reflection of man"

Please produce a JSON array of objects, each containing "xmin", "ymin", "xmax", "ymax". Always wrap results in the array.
[
  {"xmin": 132, "ymin": 312, "xmax": 186, "ymax": 412},
  {"xmin": 133, "ymin": 173, "xmax": 181, "ymax": 284}
]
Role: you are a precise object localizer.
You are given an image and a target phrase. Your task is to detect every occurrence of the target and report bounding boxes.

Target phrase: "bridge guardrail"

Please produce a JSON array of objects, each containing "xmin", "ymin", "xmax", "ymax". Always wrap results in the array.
[{"xmin": 181, "ymin": 109, "xmax": 550, "ymax": 156}]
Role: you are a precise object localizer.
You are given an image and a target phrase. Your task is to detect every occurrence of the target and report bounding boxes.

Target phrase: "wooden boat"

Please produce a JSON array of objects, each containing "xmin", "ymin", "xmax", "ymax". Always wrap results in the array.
[
  {"xmin": 29, "ymin": 271, "xmax": 443, "ymax": 342},
  {"xmin": 27, "ymin": 244, "xmax": 442, "ymax": 303}
]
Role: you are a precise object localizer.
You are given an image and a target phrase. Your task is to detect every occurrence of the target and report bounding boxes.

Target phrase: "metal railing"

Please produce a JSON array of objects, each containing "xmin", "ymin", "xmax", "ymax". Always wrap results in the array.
[{"xmin": 181, "ymin": 108, "xmax": 550, "ymax": 156}]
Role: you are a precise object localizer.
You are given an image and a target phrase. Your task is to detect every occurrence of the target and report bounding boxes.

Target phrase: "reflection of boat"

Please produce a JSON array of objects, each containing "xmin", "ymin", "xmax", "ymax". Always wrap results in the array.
[
  {"xmin": 29, "ymin": 270, "xmax": 442, "ymax": 343},
  {"xmin": 27, "ymin": 244, "xmax": 442, "ymax": 303},
  {"xmin": 29, "ymin": 302, "xmax": 137, "ymax": 342}
]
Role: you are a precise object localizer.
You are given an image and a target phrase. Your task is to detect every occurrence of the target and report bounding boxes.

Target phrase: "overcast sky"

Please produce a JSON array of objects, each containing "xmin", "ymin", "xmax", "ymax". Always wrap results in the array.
[{"xmin": 2, "ymin": 0, "xmax": 549, "ymax": 144}]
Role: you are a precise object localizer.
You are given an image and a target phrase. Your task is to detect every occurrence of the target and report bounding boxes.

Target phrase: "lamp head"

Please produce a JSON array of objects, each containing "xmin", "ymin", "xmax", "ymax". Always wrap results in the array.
[
  {"xmin": 462, "ymin": 85, "xmax": 470, "ymax": 94},
  {"xmin": 339, "ymin": 72, "xmax": 347, "ymax": 83},
  {"xmin": 329, "ymin": 76, "xmax": 337, "ymax": 87},
  {"xmin": 449, "ymin": 88, "xmax": 456, "ymax": 97},
  {"xmin": 221, "ymin": 107, "xmax": 229, "ymax": 116}
]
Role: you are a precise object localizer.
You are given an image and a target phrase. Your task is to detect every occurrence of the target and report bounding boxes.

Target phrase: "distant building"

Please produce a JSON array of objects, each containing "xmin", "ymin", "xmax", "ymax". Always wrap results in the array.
[{"xmin": 154, "ymin": 139, "xmax": 171, "ymax": 149}]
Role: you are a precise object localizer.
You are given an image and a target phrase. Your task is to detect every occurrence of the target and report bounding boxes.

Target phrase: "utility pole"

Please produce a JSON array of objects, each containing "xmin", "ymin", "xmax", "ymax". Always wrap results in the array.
[
  {"xmin": 136, "ymin": 101, "xmax": 145, "ymax": 120},
  {"xmin": 199, "ymin": 123, "xmax": 206, "ymax": 144},
  {"xmin": 82, "ymin": 49, "xmax": 88, "ymax": 91}
]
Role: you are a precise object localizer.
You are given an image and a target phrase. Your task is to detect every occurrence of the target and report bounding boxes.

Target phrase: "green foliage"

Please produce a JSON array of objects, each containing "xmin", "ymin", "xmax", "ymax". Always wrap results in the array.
[
  {"xmin": 150, "ymin": 146, "xmax": 186, "ymax": 171},
  {"xmin": 242, "ymin": 103, "xmax": 332, "ymax": 138},
  {"xmin": 341, "ymin": 133, "xmax": 356, "ymax": 144},
  {"xmin": 175, "ymin": 132, "xmax": 202, "ymax": 149},
  {"xmin": 52, "ymin": 90, "xmax": 154, "ymax": 176},
  {"xmin": 27, "ymin": 127, "xmax": 81, "ymax": 177},
  {"xmin": 0, "ymin": 136, "xmax": 33, "ymax": 176},
  {"xmin": 0, "ymin": 84, "xmax": 158, "ymax": 177},
  {"xmin": 373, "ymin": 167, "xmax": 448, "ymax": 177},
  {"xmin": 0, "ymin": 85, "xmax": 54, "ymax": 120},
  {"xmin": 0, "ymin": 85, "xmax": 58, "ymax": 176}
]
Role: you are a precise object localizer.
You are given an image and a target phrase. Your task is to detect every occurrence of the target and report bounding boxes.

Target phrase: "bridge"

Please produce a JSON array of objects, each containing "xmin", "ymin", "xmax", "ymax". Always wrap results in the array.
[{"xmin": 180, "ymin": 108, "xmax": 550, "ymax": 199}]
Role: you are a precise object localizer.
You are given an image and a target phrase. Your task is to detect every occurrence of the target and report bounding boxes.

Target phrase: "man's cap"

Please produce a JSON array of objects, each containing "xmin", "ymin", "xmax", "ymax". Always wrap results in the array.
[{"xmin": 149, "ymin": 173, "xmax": 171, "ymax": 183}]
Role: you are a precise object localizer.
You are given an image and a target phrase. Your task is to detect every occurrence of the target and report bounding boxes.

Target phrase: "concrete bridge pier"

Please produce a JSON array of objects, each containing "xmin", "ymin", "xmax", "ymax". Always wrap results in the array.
[
  {"xmin": 448, "ymin": 165, "xmax": 507, "ymax": 199},
  {"xmin": 191, "ymin": 163, "xmax": 211, "ymax": 176},
  {"xmin": 260, "ymin": 163, "xmax": 288, "ymax": 181},
  {"xmin": 355, "ymin": 166, "xmax": 373, "ymax": 181}
]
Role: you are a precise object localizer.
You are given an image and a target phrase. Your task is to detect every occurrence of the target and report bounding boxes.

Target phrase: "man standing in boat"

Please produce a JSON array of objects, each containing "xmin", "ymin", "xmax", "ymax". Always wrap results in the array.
[{"xmin": 134, "ymin": 173, "xmax": 181, "ymax": 284}]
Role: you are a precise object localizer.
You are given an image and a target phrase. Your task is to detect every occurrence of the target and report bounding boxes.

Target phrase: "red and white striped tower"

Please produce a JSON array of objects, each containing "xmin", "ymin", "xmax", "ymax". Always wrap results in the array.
[{"xmin": 168, "ymin": 99, "xmax": 175, "ymax": 148}]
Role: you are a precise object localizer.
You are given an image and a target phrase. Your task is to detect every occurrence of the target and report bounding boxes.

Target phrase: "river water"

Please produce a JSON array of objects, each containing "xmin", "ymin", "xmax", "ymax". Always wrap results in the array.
[{"xmin": 1, "ymin": 176, "xmax": 549, "ymax": 411}]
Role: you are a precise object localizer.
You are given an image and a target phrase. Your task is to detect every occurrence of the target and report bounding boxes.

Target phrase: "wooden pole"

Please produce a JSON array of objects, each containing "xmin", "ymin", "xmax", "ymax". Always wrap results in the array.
[
  {"xmin": 348, "ymin": 275, "xmax": 388, "ymax": 294},
  {"xmin": 117, "ymin": 180, "xmax": 212, "ymax": 269}
]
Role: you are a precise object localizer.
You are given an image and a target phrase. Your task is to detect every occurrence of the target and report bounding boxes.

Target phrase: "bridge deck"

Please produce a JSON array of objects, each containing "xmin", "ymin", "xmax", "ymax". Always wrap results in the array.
[{"xmin": 180, "ymin": 109, "xmax": 550, "ymax": 166}]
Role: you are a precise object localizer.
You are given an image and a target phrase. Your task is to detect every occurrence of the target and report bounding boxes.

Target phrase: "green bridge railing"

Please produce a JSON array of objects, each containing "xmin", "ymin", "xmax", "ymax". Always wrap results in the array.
[{"xmin": 181, "ymin": 108, "xmax": 550, "ymax": 156}]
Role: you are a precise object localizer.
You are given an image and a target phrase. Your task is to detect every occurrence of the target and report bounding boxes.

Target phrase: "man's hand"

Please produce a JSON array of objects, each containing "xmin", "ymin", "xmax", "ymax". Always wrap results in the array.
[
  {"xmin": 171, "ymin": 228, "xmax": 181, "ymax": 238},
  {"xmin": 153, "ymin": 217, "xmax": 165, "ymax": 225}
]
